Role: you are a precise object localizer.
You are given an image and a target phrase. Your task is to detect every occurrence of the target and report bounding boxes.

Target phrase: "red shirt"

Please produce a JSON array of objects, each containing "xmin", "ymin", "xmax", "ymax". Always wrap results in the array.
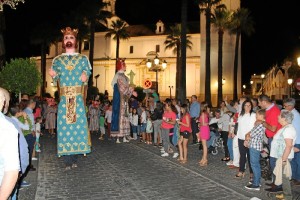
[
  {"xmin": 161, "ymin": 111, "xmax": 176, "ymax": 129},
  {"xmin": 265, "ymin": 104, "xmax": 281, "ymax": 138},
  {"xmin": 180, "ymin": 113, "xmax": 192, "ymax": 133}
]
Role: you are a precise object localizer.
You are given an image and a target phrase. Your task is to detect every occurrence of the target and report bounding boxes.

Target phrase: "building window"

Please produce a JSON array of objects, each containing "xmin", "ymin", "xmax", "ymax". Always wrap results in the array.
[
  {"xmin": 83, "ymin": 41, "xmax": 89, "ymax": 50},
  {"xmin": 130, "ymin": 46, "xmax": 134, "ymax": 54},
  {"xmin": 156, "ymin": 45, "xmax": 160, "ymax": 53}
]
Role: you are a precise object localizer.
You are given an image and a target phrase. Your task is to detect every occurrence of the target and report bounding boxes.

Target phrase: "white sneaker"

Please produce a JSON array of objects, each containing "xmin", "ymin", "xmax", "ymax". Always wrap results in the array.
[
  {"xmin": 226, "ymin": 161, "xmax": 233, "ymax": 166},
  {"xmin": 32, "ymin": 157, "xmax": 38, "ymax": 161},
  {"xmin": 36, "ymin": 149, "xmax": 41, "ymax": 153},
  {"xmin": 161, "ymin": 152, "xmax": 169, "ymax": 157},
  {"xmin": 116, "ymin": 139, "xmax": 121, "ymax": 143},
  {"xmin": 172, "ymin": 153, "xmax": 179, "ymax": 158},
  {"xmin": 123, "ymin": 138, "xmax": 129, "ymax": 143},
  {"xmin": 160, "ymin": 147, "xmax": 164, "ymax": 151},
  {"xmin": 160, "ymin": 150, "xmax": 165, "ymax": 154}
]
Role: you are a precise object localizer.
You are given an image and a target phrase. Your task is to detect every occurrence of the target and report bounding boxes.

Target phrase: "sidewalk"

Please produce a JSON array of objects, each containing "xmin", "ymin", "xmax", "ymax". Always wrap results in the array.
[{"xmin": 18, "ymin": 133, "xmax": 300, "ymax": 200}]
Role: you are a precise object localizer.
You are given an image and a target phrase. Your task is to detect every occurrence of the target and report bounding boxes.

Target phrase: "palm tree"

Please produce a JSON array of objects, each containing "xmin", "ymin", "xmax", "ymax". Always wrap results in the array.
[
  {"xmin": 74, "ymin": 0, "xmax": 112, "ymax": 86},
  {"xmin": 105, "ymin": 19, "xmax": 130, "ymax": 73},
  {"xmin": 230, "ymin": 8, "xmax": 254, "ymax": 100},
  {"xmin": 198, "ymin": 0, "xmax": 224, "ymax": 106},
  {"xmin": 30, "ymin": 23, "xmax": 61, "ymax": 96},
  {"xmin": 211, "ymin": 7, "xmax": 232, "ymax": 106},
  {"xmin": 180, "ymin": 0, "xmax": 188, "ymax": 103},
  {"xmin": 164, "ymin": 24, "xmax": 192, "ymax": 100}
]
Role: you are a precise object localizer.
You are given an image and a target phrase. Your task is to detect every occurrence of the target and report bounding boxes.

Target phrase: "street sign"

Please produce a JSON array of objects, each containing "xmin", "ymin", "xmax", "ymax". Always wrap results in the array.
[
  {"xmin": 143, "ymin": 79, "xmax": 152, "ymax": 89},
  {"xmin": 295, "ymin": 78, "xmax": 300, "ymax": 91}
]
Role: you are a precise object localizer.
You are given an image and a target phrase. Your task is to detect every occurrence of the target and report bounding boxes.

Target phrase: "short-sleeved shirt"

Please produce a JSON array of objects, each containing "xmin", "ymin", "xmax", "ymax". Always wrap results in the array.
[
  {"xmin": 105, "ymin": 110, "xmax": 112, "ymax": 123},
  {"xmin": 0, "ymin": 113, "xmax": 20, "ymax": 184},
  {"xmin": 161, "ymin": 111, "xmax": 176, "ymax": 129},
  {"xmin": 270, "ymin": 124, "xmax": 296, "ymax": 159},
  {"xmin": 180, "ymin": 113, "xmax": 192, "ymax": 133},
  {"xmin": 265, "ymin": 104, "xmax": 281, "ymax": 138}
]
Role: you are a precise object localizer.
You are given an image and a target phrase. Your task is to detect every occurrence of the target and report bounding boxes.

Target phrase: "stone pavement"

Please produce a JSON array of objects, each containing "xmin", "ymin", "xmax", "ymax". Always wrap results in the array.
[{"xmin": 18, "ymin": 134, "xmax": 300, "ymax": 200}]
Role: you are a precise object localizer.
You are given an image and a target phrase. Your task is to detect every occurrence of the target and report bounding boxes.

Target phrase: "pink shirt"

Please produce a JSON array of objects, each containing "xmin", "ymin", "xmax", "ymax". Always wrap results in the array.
[
  {"xmin": 180, "ymin": 113, "xmax": 192, "ymax": 132},
  {"xmin": 161, "ymin": 111, "xmax": 176, "ymax": 129}
]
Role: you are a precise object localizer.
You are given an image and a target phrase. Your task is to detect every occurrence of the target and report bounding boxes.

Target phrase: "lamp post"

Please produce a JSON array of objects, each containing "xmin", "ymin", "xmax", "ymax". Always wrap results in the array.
[
  {"xmin": 146, "ymin": 55, "xmax": 167, "ymax": 93},
  {"xmin": 261, "ymin": 74, "xmax": 265, "ymax": 94},
  {"xmin": 288, "ymin": 78, "xmax": 293, "ymax": 98},
  {"xmin": 94, "ymin": 74, "xmax": 100, "ymax": 88},
  {"xmin": 168, "ymin": 86, "xmax": 173, "ymax": 99}
]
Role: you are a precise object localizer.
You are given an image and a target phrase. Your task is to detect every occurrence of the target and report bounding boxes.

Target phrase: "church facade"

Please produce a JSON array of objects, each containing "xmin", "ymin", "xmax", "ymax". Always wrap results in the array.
[{"xmin": 35, "ymin": 0, "xmax": 241, "ymax": 106}]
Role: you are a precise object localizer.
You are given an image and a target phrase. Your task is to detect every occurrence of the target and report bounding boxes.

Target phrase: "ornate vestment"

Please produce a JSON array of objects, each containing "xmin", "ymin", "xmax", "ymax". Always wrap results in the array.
[
  {"xmin": 111, "ymin": 71, "xmax": 132, "ymax": 137},
  {"xmin": 52, "ymin": 53, "xmax": 91, "ymax": 156}
]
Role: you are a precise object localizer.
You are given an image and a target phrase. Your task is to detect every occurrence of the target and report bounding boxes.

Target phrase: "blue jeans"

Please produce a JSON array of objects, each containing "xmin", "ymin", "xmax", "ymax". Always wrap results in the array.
[
  {"xmin": 250, "ymin": 148, "xmax": 261, "ymax": 186},
  {"xmin": 207, "ymin": 131, "xmax": 217, "ymax": 147},
  {"xmin": 291, "ymin": 143, "xmax": 300, "ymax": 181},
  {"xmin": 227, "ymin": 138, "xmax": 233, "ymax": 160}
]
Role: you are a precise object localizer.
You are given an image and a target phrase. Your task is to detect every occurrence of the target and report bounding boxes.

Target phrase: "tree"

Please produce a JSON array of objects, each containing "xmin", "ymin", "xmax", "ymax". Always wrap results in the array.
[
  {"xmin": 30, "ymin": 23, "xmax": 61, "ymax": 96},
  {"xmin": 164, "ymin": 24, "xmax": 192, "ymax": 100},
  {"xmin": 0, "ymin": 0, "xmax": 25, "ymax": 69},
  {"xmin": 198, "ymin": 0, "xmax": 224, "ymax": 106},
  {"xmin": 0, "ymin": 58, "xmax": 42, "ymax": 101},
  {"xmin": 105, "ymin": 19, "xmax": 130, "ymax": 73},
  {"xmin": 211, "ymin": 7, "xmax": 232, "ymax": 105},
  {"xmin": 68, "ymin": 0, "xmax": 112, "ymax": 86},
  {"xmin": 230, "ymin": 8, "xmax": 254, "ymax": 100},
  {"xmin": 180, "ymin": 0, "xmax": 188, "ymax": 103}
]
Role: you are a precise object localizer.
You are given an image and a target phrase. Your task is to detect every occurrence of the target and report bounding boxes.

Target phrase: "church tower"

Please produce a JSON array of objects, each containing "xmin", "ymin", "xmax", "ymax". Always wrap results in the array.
[{"xmin": 103, "ymin": 0, "xmax": 116, "ymax": 15}]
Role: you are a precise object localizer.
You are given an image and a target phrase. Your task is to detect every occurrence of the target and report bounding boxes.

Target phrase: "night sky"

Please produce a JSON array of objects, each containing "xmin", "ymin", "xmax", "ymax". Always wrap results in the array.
[{"xmin": 2, "ymin": 0, "xmax": 300, "ymax": 84}]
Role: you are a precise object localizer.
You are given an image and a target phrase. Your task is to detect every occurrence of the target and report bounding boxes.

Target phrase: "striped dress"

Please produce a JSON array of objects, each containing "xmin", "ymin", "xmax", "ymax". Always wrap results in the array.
[
  {"xmin": 88, "ymin": 105, "xmax": 100, "ymax": 131},
  {"xmin": 44, "ymin": 106, "xmax": 57, "ymax": 130}
]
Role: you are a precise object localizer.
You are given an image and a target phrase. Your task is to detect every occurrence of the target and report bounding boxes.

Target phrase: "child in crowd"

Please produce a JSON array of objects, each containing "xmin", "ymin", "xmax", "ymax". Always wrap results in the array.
[
  {"xmin": 130, "ymin": 108, "xmax": 139, "ymax": 140},
  {"xmin": 105, "ymin": 104, "xmax": 112, "ymax": 140},
  {"xmin": 244, "ymin": 109, "xmax": 266, "ymax": 191},
  {"xmin": 177, "ymin": 104, "xmax": 192, "ymax": 164},
  {"xmin": 35, "ymin": 117, "xmax": 43, "ymax": 153},
  {"xmin": 99, "ymin": 113, "xmax": 105, "ymax": 140},
  {"xmin": 146, "ymin": 112, "xmax": 153, "ymax": 144},
  {"xmin": 140, "ymin": 106, "xmax": 147, "ymax": 143}
]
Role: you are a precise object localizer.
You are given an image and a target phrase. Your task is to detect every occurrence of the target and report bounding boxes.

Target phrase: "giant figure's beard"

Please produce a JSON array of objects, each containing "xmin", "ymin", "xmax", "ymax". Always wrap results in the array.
[{"xmin": 65, "ymin": 41, "xmax": 74, "ymax": 48}]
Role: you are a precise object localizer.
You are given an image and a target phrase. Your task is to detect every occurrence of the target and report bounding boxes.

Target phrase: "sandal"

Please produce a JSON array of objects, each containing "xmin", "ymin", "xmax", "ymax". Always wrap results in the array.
[
  {"xmin": 180, "ymin": 160, "xmax": 187, "ymax": 164},
  {"xmin": 199, "ymin": 160, "xmax": 208, "ymax": 166},
  {"xmin": 221, "ymin": 157, "xmax": 230, "ymax": 161}
]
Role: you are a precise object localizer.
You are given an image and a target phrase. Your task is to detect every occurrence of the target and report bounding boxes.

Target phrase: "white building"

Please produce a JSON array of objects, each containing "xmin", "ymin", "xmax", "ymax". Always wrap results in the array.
[{"xmin": 35, "ymin": 0, "xmax": 241, "ymax": 107}]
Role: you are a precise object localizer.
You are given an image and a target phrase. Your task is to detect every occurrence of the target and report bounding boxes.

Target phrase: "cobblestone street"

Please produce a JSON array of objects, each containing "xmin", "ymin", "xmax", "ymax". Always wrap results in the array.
[{"xmin": 18, "ymin": 134, "xmax": 300, "ymax": 200}]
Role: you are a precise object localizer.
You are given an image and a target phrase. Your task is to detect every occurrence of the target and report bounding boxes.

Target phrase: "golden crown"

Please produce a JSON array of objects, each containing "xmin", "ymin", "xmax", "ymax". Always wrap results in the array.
[{"xmin": 61, "ymin": 27, "xmax": 78, "ymax": 37}]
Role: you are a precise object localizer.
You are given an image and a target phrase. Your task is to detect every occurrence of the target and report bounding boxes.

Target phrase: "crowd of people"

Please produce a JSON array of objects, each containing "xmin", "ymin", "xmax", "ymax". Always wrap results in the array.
[{"xmin": 1, "ymin": 25, "xmax": 299, "ymax": 200}]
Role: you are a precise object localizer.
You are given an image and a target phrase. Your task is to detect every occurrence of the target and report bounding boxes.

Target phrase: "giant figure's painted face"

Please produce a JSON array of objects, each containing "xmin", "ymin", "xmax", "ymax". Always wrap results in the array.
[{"xmin": 63, "ymin": 34, "xmax": 76, "ymax": 49}]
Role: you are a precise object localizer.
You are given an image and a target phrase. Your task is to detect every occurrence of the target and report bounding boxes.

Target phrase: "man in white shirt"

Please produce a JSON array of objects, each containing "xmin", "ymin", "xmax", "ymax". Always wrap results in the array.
[{"xmin": 0, "ymin": 87, "xmax": 20, "ymax": 199}]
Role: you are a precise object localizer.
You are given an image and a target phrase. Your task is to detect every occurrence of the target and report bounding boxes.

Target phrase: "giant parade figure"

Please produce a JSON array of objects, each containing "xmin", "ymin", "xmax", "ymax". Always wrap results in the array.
[
  {"xmin": 111, "ymin": 59, "xmax": 137, "ymax": 143},
  {"xmin": 49, "ymin": 27, "xmax": 91, "ymax": 170}
]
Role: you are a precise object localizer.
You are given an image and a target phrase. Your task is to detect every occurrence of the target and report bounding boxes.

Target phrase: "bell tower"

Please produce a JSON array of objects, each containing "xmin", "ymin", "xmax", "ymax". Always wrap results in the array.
[{"xmin": 103, "ymin": 0, "xmax": 116, "ymax": 15}]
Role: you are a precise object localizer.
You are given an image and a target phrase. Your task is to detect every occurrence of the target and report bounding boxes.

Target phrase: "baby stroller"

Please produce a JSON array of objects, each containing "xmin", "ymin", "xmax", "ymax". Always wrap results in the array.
[{"xmin": 207, "ymin": 123, "xmax": 223, "ymax": 155}]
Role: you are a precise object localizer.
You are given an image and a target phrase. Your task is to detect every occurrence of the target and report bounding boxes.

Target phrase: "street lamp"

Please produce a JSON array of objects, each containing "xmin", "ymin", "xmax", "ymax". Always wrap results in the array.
[
  {"xmin": 146, "ymin": 55, "xmax": 167, "ymax": 93},
  {"xmin": 261, "ymin": 74, "xmax": 265, "ymax": 94},
  {"xmin": 168, "ymin": 86, "xmax": 173, "ymax": 99},
  {"xmin": 288, "ymin": 78, "xmax": 293, "ymax": 97}
]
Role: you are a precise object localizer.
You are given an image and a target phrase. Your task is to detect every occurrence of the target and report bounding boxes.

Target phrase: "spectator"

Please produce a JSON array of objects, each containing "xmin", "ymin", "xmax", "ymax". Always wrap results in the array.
[
  {"xmin": 0, "ymin": 87, "xmax": 20, "ymax": 199},
  {"xmin": 266, "ymin": 110, "xmax": 296, "ymax": 199},
  {"xmin": 190, "ymin": 95, "xmax": 200, "ymax": 145},
  {"xmin": 258, "ymin": 94, "xmax": 281, "ymax": 186},
  {"xmin": 283, "ymin": 98, "xmax": 300, "ymax": 186}
]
